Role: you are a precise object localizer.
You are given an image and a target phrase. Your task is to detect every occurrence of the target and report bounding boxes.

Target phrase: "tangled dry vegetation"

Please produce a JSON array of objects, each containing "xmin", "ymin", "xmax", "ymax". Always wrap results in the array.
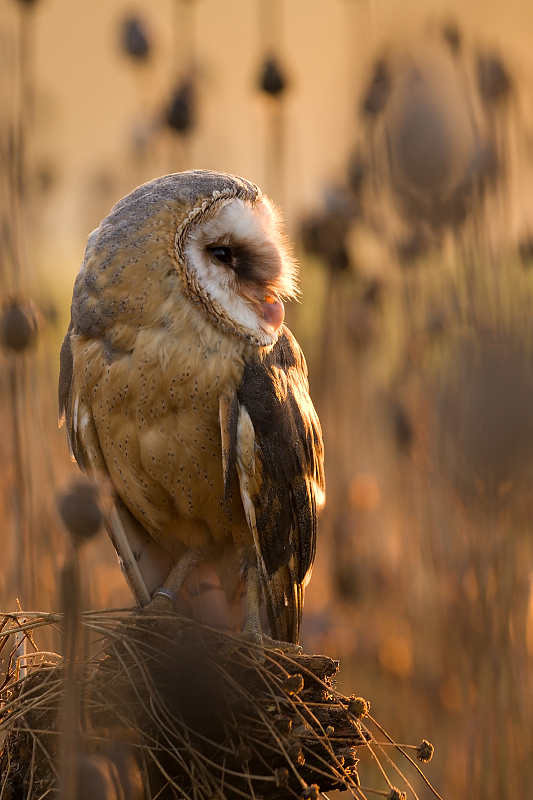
[{"xmin": 0, "ymin": 610, "xmax": 437, "ymax": 800}]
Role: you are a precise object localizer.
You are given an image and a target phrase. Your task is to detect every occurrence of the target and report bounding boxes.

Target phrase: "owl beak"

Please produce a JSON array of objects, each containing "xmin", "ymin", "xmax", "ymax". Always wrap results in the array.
[
  {"xmin": 240, "ymin": 285, "xmax": 285, "ymax": 333},
  {"xmin": 259, "ymin": 292, "xmax": 285, "ymax": 333}
]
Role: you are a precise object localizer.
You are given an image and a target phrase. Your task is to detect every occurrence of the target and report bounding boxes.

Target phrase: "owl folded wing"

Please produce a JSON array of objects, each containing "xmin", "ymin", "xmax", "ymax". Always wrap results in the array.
[
  {"xmin": 59, "ymin": 322, "xmax": 168, "ymax": 604},
  {"xmin": 221, "ymin": 327, "xmax": 325, "ymax": 644}
]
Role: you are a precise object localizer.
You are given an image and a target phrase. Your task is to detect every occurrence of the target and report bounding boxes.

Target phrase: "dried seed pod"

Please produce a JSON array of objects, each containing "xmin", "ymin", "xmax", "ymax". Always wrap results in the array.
[
  {"xmin": 121, "ymin": 16, "xmax": 150, "ymax": 60},
  {"xmin": 478, "ymin": 53, "xmax": 512, "ymax": 104},
  {"xmin": 275, "ymin": 767, "xmax": 289, "ymax": 788},
  {"xmin": 347, "ymin": 696, "xmax": 370, "ymax": 719},
  {"xmin": 259, "ymin": 56, "xmax": 287, "ymax": 96},
  {"xmin": 57, "ymin": 480, "xmax": 105, "ymax": 546},
  {"xmin": 519, "ymin": 236, "xmax": 533, "ymax": 265},
  {"xmin": 392, "ymin": 403, "xmax": 414, "ymax": 451},
  {"xmin": 273, "ymin": 715, "xmax": 292, "ymax": 735},
  {"xmin": 363, "ymin": 278, "xmax": 383, "ymax": 307},
  {"xmin": 1, "ymin": 298, "xmax": 41, "ymax": 353},
  {"xmin": 339, "ymin": 749, "xmax": 359, "ymax": 768},
  {"xmin": 416, "ymin": 739, "xmax": 434, "ymax": 763},
  {"xmin": 442, "ymin": 21, "xmax": 461, "ymax": 55},
  {"xmin": 299, "ymin": 212, "xmax": 352, "ymax": 272},
  {"xmin": 388, "ymin": 789, "xmax": 407, "ymax": 800},
  {"xmin": 362, "ymin": 58, "xmax": 391, "ymax": 116},
  {"xmin": 288, "ymin": 742, "xmax": 305, "ymax": 765},
  {"xmin": 280, "ymin": 674, "xmax": 304, "ymax": 696},
  {"xmin": 397, "ymin": 231, "xmax": 430, "ymax": 264},
  {"xmin": 449, "ymin": 342, "xmax": 533, "ymax": 494},
  {"xmin": 234, "ymin": 743, "xmax": 253, "ymax": 764},
  {"xmin": 392, "ymin": 85, "xmax": 458, "ymax": 195},
  {"xmin": 166, "ymin": 81, "xmax": 195, "ymax": 134},
  {"xmin": 300, "ymin": 785, "xmax": 319, "ymax": 800},
  {"xmin": 347, "ymin": 151, "xmax": 365, "ymax": 195}
]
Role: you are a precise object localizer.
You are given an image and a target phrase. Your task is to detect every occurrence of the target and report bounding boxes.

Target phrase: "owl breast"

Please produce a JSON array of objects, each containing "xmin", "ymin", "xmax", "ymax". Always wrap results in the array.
[{"xmin": 74, "ymin": 292, "xmax": 254, "ymax": 562}]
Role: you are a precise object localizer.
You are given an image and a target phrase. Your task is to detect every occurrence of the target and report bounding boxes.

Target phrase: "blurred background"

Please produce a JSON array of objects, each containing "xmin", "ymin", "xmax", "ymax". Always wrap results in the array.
[{"xmin": 1, "ymin": 0, "xmax": 533, "ymax": 797}]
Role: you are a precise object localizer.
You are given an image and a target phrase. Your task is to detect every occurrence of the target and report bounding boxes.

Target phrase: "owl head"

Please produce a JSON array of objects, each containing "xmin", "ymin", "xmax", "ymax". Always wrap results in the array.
[{"xmin": 81, "ymin": 170, "xmax": 298, "ymax": 348}]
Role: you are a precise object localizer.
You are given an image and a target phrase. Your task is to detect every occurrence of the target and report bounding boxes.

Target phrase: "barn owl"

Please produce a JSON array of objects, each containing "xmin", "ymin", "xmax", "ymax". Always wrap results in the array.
[{"xmin": 59, "ymin": 170, "xmax": 325, "ymax": 647}]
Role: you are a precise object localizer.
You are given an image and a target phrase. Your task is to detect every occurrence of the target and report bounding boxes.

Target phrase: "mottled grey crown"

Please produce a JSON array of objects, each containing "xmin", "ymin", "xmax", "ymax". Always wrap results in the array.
[{"xmin": 107, "ymin": 170, "xmax": 261, "ymax": 230}]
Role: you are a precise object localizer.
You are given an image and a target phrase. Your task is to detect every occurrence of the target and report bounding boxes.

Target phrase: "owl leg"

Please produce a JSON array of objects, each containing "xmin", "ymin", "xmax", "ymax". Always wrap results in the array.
[
  {"xmin": 226, "ymin": 566, "xmax": 302, "ymax": 657},
  {"xmin": 241, "ymin": 564, "xmax": 263, "ymax": 645},
  {"xmin": 145, "ymin": 549, "xmax": 201, "ymax": 612}
]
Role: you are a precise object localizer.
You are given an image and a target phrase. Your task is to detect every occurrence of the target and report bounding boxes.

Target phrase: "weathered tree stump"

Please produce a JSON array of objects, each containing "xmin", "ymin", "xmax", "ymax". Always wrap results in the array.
[{"xmin": 0, "ymin": 613, "xmax": 366, "ymax": 800}]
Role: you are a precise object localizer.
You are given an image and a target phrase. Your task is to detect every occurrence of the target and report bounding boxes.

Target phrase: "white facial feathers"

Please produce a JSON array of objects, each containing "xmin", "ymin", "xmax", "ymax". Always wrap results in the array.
[{"xmin": 183, "ymin": 197, "xmax": 299, "ymax": 345}]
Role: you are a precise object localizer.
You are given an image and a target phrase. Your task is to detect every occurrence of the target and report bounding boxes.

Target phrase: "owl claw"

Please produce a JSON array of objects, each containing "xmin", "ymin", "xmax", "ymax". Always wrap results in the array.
[
  {"xmin": 261, "ymin": 635, "xmax": 302, "ymax": 656},
  {"xmin": 221, "ymin": 629, "xmax": 302, "ymax": 662}
]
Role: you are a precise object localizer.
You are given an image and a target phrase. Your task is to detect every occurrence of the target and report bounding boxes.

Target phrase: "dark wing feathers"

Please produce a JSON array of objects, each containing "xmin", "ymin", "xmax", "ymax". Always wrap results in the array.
[{"xmin": 237, "ymin": 327, "xmax": 325, "ymax": 643}]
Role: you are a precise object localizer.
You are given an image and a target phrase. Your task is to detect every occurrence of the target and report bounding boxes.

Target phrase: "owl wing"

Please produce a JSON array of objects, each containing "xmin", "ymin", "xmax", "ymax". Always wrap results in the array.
[
  {"xmin": 59, "ymin": 319, "xmax": 169, "ymax": 606},
  {"xmin": 222, "ymin": 326, "xmax": 325, "ymax": 644}
]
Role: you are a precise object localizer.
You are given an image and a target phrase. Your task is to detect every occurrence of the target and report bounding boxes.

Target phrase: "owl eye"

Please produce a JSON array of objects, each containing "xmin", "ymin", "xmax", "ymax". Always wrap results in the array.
[{"xmin": 209, "ymin": 246, "xmax": 233, "ymax": 265}]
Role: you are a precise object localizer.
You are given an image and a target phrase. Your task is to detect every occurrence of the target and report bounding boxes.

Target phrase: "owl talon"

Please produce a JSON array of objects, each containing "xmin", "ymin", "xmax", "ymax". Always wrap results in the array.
[
  {"xmin": 221, "ymin": 629, "xmax": 302, "ymax": 662},
  {"xmin": 261, "ymin": 636, "xmax": 303, "ymax": 656}
]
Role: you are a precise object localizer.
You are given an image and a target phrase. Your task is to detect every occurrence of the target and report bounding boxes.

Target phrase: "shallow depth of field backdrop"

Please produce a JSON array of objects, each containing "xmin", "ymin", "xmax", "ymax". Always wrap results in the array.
[{"xmin": 1, "ymin": 0, "xmax": 533, "ymax": 798}]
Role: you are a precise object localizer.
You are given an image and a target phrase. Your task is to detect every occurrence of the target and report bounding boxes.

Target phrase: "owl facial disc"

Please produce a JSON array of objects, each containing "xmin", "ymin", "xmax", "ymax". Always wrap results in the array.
[{"xmin": 182, "ymin": 196, "xmax": 297, "ymax": 345}]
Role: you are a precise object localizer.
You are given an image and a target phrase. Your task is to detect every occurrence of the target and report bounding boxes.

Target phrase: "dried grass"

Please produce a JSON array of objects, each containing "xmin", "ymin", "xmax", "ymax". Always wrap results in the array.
[{"xmin": 0, "ymin": 610, "xmax": 439, "ymax": 800}]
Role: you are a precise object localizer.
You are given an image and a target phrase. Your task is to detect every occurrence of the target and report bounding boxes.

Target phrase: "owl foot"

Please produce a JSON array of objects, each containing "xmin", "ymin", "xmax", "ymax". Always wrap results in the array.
[
  {"xmin": 221, "ymin": 627, "xmax": 302, "ymax": 662},
  {"xmin": 260, "ymin": 635, "xmax": 302, "ymax": 656},
  {"xmin": 221, "ymin": 564, "xmax": 302, "ymax": 661}
]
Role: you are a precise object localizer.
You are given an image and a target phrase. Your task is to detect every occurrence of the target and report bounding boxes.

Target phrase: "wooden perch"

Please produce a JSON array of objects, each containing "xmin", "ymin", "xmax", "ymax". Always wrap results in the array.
[{"xmin": 0, "ymin": 612, "xmax": 365, "ymax": 800}]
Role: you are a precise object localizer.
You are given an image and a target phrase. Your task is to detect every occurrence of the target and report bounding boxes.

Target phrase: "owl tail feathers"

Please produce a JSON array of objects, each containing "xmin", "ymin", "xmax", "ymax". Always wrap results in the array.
[{"xmin": 263, "ymin": 565, "xmax": 302, "ymax": 645}]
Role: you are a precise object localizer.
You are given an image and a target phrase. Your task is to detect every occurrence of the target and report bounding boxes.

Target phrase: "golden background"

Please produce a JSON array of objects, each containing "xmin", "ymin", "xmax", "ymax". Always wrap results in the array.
[{"xmin": 2, "ymin": 0, "xmax": 533, "ymax": 797}]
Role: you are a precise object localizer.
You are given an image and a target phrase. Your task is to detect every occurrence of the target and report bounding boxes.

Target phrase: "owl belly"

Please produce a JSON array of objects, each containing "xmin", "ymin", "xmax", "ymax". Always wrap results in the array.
[
  {"xmin": 136, "ymin": 400, "xmax": 247, "ymax": 557},
  {"xmin": 91, "ymin": 322, "xmax": 252, "ymax": 566}
]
